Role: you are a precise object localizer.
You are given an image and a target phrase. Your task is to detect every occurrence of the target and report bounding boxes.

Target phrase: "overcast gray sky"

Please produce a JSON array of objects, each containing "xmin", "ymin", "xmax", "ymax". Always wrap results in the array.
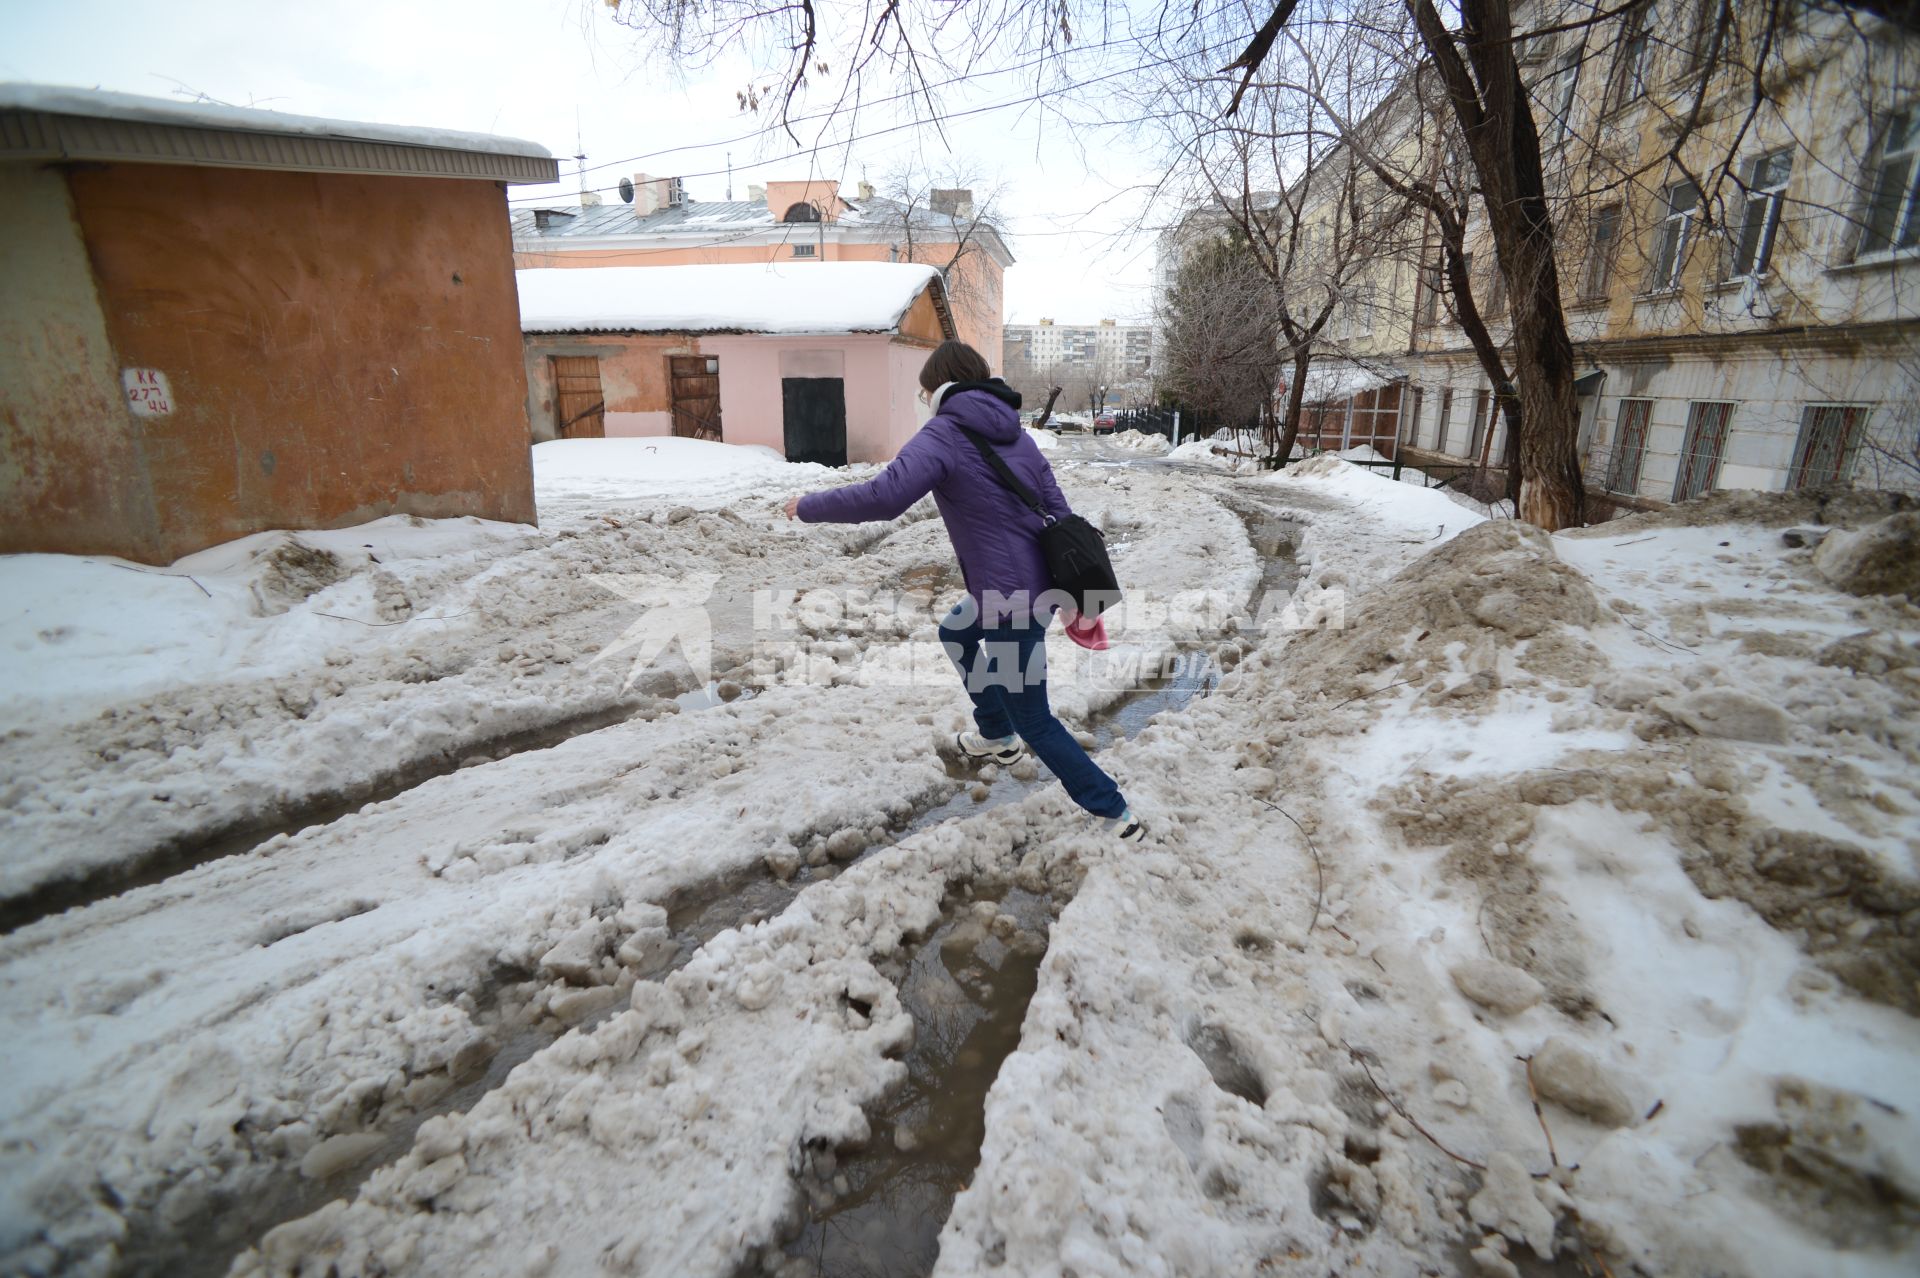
[{"xmin": 2, "ymin": 0, "xmax": 1171, "ymax": 325}]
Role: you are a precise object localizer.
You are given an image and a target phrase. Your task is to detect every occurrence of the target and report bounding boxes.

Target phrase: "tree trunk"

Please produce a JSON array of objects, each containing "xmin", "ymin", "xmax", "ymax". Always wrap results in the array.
[
  {"xmin": 1274, "ymin": 347, "xmax": 1313, "ymax": 467},
  {"xmin": 1501, "ymin": 236, "xmax": 1586, "ymax": 526},
  {"xmin": 1411, "ymin": 0, "xmax": 1586, "ymax": 530}
]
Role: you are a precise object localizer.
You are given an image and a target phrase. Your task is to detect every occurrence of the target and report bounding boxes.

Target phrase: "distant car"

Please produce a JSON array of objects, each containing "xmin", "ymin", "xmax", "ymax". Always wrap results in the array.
[
  {"xmin": 1094, "ymin": 413, "xmax": 1117, "ymax": 432},
  {"xmin": 1051, "ymin": 413, "xmax": 1092, "ymax": 431}
]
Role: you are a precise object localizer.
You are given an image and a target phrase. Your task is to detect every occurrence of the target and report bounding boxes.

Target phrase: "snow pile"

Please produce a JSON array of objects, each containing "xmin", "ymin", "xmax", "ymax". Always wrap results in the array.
[
  {"xmin": 0, "ymin": 518, "xmax": 535, "ymax": 717},
  {"xmin": 515, "ymin": 262, "xmax": 944, "ymax": 335},
  {"xmin": 939, "ymin": 483, "xmax": 1920, "ymax": 1277},
  {"xmin": 1166, "ymin": 440, "xmax": 1239, "ymax": 466},
  {"xmin": 1022, "ymin": 426, "xmax": 1059, "ymax": 451},
  {"xmin": 1105, "ymin": 429, "xmax": 1173, "ymax": 454}
]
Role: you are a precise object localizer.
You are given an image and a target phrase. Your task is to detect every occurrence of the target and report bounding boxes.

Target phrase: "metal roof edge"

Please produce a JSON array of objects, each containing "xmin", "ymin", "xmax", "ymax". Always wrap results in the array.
[{"xmin": 0, "ymin": 108, "xmax": 559, "ymax": 184}]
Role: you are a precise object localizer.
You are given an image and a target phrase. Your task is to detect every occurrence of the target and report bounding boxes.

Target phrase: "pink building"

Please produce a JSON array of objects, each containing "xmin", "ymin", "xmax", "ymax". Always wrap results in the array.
[{"xmin": 516, "ymin": 262, "xmax": 956, "ymax": 466}]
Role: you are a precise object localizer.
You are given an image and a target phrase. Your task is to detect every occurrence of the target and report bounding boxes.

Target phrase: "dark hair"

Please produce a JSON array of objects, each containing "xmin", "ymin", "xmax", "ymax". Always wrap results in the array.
[{"xmin": 919, "ymin": 340, "xmax": 992, "ymax": 392}]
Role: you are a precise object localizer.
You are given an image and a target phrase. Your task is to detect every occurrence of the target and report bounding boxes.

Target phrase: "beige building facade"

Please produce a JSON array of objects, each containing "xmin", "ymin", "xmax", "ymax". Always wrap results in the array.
[{"xmin": 1393, "ymin": 2, "xmax": 1920, "ymax": 502}]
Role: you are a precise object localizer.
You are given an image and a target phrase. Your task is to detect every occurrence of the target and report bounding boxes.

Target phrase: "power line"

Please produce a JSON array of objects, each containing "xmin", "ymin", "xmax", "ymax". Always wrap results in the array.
[
  {"xmin": 511, "ymin": 30, "xmax": 1246, "ymax": 206},
  {"xmin": 560, "ymin": 28, "xmax": 1168, "ymax": 182}
]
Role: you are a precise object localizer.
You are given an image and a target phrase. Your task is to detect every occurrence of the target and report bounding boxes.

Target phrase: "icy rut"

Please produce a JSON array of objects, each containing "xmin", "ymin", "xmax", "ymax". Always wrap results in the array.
[
  {"xmin": 118, "ymin": 584, "xmax": 1247, "ymax": 1278},
  {"xmin": 0, "ymin": 492, "xmax": 950, "ymax": 915}
]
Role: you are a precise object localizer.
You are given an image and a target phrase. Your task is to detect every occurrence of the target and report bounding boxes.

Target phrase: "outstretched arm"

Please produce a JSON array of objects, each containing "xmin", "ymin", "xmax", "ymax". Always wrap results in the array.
[{"xmin": 794, "ymin": 429, "xmax": 950, "ymax": 524}]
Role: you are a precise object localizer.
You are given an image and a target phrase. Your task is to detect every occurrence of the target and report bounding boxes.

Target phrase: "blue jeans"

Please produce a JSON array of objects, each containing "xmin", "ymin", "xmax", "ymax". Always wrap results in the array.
[{"xmin": 937, "ymin": 602, "xmax": 1127, "ymax": 819}]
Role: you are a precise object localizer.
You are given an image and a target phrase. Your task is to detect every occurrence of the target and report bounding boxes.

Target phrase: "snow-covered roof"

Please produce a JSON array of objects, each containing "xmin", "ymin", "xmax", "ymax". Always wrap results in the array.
[
  {"xmin": 515, "ymin": 263, "xmax": 952, "ymax": 337},
  {"xmin": 0, "ymin": 83, "xmax": 557, "ymax": 184},
  {"xmin": 510, "ymin": 192, "xmax": 1016, "ymax": 266},
  {"xmin": 1298, "ymin": 359, "xmax": 1405, "ymax": 405}
]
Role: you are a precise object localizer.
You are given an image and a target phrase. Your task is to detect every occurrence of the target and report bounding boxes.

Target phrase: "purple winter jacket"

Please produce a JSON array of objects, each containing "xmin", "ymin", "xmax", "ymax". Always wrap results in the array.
[{"xmin": 796, "ymin": 383, "xmax": 1072, "ymax": 615}]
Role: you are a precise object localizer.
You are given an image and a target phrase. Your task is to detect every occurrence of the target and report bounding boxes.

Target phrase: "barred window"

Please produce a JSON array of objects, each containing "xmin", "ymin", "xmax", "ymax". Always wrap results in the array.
[
  {"xmin": 1606, "ymin": 399, "xmax": 1652, "ymax": 494},
  {"xmin": 1788, "ymin": 404, "xmax": 1871, "ymax": 489},
  {"xmin": 1673, "ymin": 401, "xmax": 1735, "ymax": 501}
]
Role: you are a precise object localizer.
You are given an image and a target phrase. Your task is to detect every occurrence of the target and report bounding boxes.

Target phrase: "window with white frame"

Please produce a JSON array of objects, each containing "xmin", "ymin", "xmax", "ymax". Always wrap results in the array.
[
  {"xmin": 1420, "ymin": 260, "xmax": 1445, "ymax": 325},
  {"xmin": 1679, "ymin": 0, "xmax": 1721, "ymax": 75},
  {"xmin": 1647, "ymin": 180, "xmax": 1700, "ymax": 292},
  {"xmin": 1340, "ymin": 280, "xmax": 1374, "ymax": 338},
  {"xmin": 1580, "ymin": 204, "xmax": 1623, "ymax": 299},
  {"xmin": 1729, "ymin": 149, "xmax": 1792, "ymax": 278},
  {"xmin": 1607, "ymin": 3, "xmax": 1655, "ymax": 111},
  {"xmin": 1540, "ymin": 50, "xmax": 1581, "ymax": 146},
  {"xmin": 1859, "ymin": 108, "xmax": 1920, "ymax": 257},
  {"xmin": 1484, "ymin": 258, "xmax": 1508, "ymax": 318}
]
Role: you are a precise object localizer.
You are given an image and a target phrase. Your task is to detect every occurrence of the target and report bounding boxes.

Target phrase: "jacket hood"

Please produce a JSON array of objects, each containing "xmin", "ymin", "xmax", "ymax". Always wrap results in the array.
[{"xmin": 935, "ymin": 379, "xmax": 1023, "ymax": 443}]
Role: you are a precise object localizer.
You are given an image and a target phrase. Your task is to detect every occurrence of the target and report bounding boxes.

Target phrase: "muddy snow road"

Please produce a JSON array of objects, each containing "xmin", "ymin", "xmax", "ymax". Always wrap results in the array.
[
  {"xmin": 5, "ymin": 438, "xmax": 1919, "ymax": 1278},
  {"xmin": 1, "ymin": 437, "xmax": 1269, "ymax": 1275}
]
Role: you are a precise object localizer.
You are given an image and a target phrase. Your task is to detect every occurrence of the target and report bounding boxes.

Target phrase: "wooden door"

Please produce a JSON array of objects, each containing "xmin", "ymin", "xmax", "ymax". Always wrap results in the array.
[
  {"xmin": 669, "ymin": 356, "xmax": 723, "ymax": 440},
  {"xmin": 550, "ymin": 356, "xmax": 605, "ymax": 439},
  {"xmin": 781, "ymin": 377, "xmax": 847, "ymax": 466}
]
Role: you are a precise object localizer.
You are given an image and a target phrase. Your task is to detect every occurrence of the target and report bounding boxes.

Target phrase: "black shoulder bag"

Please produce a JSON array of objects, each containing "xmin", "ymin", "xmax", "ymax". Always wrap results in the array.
[{"xmin": 955, "ymin": 426, "xmax": 1122, "ymax": 618}]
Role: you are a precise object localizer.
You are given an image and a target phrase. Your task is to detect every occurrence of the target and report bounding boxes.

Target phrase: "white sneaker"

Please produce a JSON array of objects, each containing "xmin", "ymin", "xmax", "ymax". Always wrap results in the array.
[
  {"xmin": 957, "ymin": 730, "xmax": 1024, "ymax": 765},
  {"xmin": 1112, "ymin": 808, "xmax": 1145, "ymax": 844}
]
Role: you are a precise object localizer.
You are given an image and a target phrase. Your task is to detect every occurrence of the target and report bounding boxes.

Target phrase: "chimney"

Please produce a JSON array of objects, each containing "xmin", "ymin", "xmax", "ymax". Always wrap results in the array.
[
  {"xmin": 747, "ymin": 183, "xmax": 766, "ymax": 204},
  {"xmin": 581, "ymin": 191, "xmax": 603, "ymax": 207},
  {"xmin": 857, "ymin": 180, "xmax": 875, "ymax": 200},
  {"xmin": 930, "ymin": 188, "xmax": 973, "ymax": 218},
  {"xmin": 633, "ymin": 173, "xmax": 677, "ymax": 216}
]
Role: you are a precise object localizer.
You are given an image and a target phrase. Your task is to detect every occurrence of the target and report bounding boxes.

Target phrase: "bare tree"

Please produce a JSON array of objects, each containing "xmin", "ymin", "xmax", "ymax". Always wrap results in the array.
[
  {"xmin": 1158, "ymin": 231, "xmax": 1284, "ymax": 435},
  {"xmin": 854, "ymin": 161, "xmax": 1012, "ymax": 349},
  {"xmin": 608, "ymin": 0, "xmax": 1920, "ymax": 520}
]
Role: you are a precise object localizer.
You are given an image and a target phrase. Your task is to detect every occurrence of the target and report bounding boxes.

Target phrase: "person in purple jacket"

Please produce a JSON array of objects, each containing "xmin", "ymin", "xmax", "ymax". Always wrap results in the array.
[{"xmin": 784, "ymin": 340, "xmax": 1144, "ymax": 844}]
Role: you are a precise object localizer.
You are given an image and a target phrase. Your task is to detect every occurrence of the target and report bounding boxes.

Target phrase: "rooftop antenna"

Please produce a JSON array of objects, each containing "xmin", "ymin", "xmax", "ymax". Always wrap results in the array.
[{"xmin": 573, "ymin": 109, "xmax": 587, "ymax": 202}]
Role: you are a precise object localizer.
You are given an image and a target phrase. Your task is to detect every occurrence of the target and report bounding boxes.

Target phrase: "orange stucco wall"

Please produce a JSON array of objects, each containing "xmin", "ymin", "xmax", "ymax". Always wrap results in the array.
[
  {"xmin": 513, "ymin": 239, "xmax": 1004, "ymax": 369},
  {"xmin": 0, "ymin": 162, "xmax": 158, "ymax": 558},
  {"xmin": 764, "ymin": 181, "xmax": 847, "ymax": 222},
  {"xmin": 523, "ymin": 333, "xmax": 699, "ymax": 440},
  {"xmin": 3, "ymin": 163, "xmax": 536, "ymax": 564}
]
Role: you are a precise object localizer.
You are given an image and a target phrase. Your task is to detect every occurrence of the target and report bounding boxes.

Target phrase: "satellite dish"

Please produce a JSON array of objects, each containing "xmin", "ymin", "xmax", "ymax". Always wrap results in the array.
[{"xmin": 618, "ymin": 177, "xmax": 635, "ymax": 204}]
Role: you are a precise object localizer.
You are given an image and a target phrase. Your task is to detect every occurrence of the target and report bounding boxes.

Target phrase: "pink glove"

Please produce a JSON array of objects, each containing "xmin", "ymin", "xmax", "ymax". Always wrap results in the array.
[{"xmin": 1062, "ymin": 609, "xmax": 1109, "ymax": 651}]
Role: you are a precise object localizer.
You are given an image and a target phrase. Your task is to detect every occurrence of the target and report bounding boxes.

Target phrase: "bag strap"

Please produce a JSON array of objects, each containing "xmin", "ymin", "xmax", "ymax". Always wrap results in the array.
[{"xmin": 955, "ymin": 425, "xmax": 1056, "ymax": 527}]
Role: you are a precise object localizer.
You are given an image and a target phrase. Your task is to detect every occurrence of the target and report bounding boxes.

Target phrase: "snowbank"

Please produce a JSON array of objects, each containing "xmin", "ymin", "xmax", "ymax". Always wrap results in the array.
[
  {"xmin": 1023, "ymin": 426, "xmax": 1058, "ymax": 451},
  {"xmin": 0, "ymin": 516, "xmax": 534, "ymax": 714},
  {"xmin": 1105, "ymin": 429, "xmax": 1172, "ymax": 454},
  {"xmin": 1166, "ymin": 440, "xmax": 1236, "ymax": 466}
]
